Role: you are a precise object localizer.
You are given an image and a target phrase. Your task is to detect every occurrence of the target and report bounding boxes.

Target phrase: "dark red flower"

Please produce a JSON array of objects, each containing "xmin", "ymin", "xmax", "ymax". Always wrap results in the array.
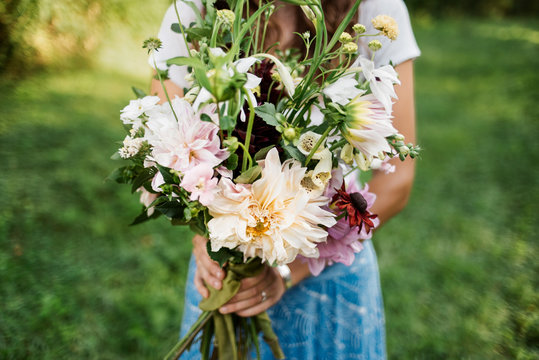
[{"xmin": 333, "ymin": 185, "xmax": 378, "ymax": 234}]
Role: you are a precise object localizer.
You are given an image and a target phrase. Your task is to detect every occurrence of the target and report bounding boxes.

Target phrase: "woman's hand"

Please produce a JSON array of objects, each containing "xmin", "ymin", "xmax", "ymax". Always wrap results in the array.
[
  {"xmin": 219, "ymin": 265, "xmax": 286, "ymax": 317},
  {"xmin": 192, "ymin": 234, "xmax": 225, "ymax": 298}
]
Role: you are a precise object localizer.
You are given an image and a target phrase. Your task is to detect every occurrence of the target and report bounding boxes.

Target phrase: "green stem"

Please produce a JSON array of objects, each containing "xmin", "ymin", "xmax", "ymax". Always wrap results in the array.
[
  {"xmin": 329, "ymin": 138, "xmax": 348, "ymax": 151},
  {"xmin": 164, "ymin": 310, "xmax": 213, "ymax": 360},
  {"xmin": 173, "ymin": 0, "xmax": 191, "ymax": 58},
  {"xmin": 242, "ymin": 89, "xmax": 256, "ymax": 172},
  {"xmin": 153, "ymin": 55, "xmax": 179, "ymax": 123},
  {"xmin": 305, "ymin": 125, "xmax": 332, "ymax": 166},
  {"xmin": 237, "ymin": 142, "xmax": 253, "ymax": 169},
  {"xmin": 210, "ymin": 20, "xmax": 221, "ymax": 48}
]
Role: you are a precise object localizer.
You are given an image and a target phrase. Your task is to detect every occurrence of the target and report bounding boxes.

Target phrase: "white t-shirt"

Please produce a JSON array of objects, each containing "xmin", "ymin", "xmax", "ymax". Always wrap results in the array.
[{"xmin": 150, "ymin": 0, "xmax": 421, "ymax": 88}]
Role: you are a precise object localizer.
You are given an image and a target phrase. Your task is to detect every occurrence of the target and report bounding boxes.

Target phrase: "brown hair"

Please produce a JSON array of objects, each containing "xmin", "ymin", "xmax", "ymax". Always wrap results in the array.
[{"xmin": 250, "ymin": 0, "xmax": 359, "ymax": 54}]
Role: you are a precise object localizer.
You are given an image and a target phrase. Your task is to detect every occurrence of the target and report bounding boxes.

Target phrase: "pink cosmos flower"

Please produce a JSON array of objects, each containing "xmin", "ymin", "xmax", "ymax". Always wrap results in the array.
[{"xmin": 180, "ymin": 165, "xmax": 218, "ymax": 206}]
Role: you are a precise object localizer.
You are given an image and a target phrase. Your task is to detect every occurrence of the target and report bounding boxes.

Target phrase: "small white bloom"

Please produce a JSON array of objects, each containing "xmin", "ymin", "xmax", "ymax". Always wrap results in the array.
[
  {"xmin": 323, "ymin": 77, "xmax": 366, "ymax": 105},
  {"xmin": 120, "ymin": 96, "xmax": 160, "ymax": 128},
  {"xmin": 358, "ymin": 56, "xmax": 400, "ymax": 115},
  {"xmin": 119, "ymin": 135, "xmax": 144, "ymax": 159}
]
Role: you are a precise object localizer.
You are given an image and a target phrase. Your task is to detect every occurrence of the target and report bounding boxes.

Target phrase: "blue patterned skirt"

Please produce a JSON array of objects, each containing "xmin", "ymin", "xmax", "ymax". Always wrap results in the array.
[{"xmin": 179, "ymin": 239, "xmax": 386, "ymax": 359}]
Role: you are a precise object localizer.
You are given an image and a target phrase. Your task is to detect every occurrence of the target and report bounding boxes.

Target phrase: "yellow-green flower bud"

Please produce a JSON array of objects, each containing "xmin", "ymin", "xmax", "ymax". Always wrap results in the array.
[
  {"xmin": 217, "ymin": 9, "xmax": 235, "ymax": 28},
  {"xmin": 340, "ymin": 143, "xmax": 354, "ymax": 165},
  {"xmin": 353, "ymin": 23, "xmax": 366, "ymax": 34},
  {"xmin": 303, "ymin": 31, "xmax": 311, "ymax": 40},
  {"xmin": 283, "ymin": 127, "xmax": 297, "ymax": 142},
  {"xmin": 223, "ymin": 136, "xmax": 240, "ymax": 151},
  {"xmin": 368, "ymin": 40, "xmax": 382, "ymax": 51},
  {"xmin": 342, "ymin": 42, "xmax": 358, "ymax": 54},
  {"xmin": 189, "ymin": 49, "xmax": 199, "ymax": 57},
  {"xmin": 339, "ymin": 32, "xmax": 353, "ymax": 43},
  {"xmin": 271, "ymin": 72, "xmax": 282, "ymax": 82}
]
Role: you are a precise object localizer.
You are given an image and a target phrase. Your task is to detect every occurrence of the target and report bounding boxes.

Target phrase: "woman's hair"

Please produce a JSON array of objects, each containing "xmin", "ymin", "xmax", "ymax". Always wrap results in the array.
[{"xmin": 250, "ymin": 0, "xmax": 359, "ymax": 54}]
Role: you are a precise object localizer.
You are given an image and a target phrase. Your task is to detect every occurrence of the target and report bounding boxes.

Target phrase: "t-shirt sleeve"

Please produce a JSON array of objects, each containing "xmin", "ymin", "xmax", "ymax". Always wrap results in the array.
[
  {"xmin": 148, "ymin": 0, "xmax": 203, "ymax": 88},
  {"xmin": 358, "ymin": 0, "xmax": 421, "ymax": 67}
]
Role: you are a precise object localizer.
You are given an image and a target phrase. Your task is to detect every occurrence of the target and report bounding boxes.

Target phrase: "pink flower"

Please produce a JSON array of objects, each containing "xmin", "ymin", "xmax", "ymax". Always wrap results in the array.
[
  {"xmin": 304, "ymin": 180, "xmax": 380, "ymax": 276},
  {"xmin": 137, "ymin": 187, "xmax": 159, "ymax": 216},
  {"xmin": 145, "ymin": 98, "xmax": 228, "ymax": 173},
  {"xmin": 180, "ymin": 165, "xmax": 218, "ymax": 206}
]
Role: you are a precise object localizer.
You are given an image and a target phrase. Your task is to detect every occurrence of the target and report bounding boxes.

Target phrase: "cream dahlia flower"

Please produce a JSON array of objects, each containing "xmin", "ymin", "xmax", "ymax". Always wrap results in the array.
[{"xmin": 206, "ymin": 148, "xmax": 336, "ymax": 265}]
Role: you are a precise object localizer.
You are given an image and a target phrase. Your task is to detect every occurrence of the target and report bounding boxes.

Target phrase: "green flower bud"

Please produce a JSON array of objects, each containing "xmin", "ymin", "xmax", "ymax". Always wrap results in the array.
[
  {"xmin": 353, "ymin": 23, "xmax": 366, "ymax": 34},
  {"xmin": 342, "ymin": 42, "xmax": 358, "ymax": 54},
  {"xmin": 217, "ymin": 9, "xmax": 235, "ymax": 28},
  {"xmin": 339, "ymin": 32, "xmax": 353, "ymax": 43},
  {"xmin": 223, "ymin": 136, "xmax": 240, "ymax": 151},
  {"xmin": 271, "ymin": 72, "xmax": 282, "ymax": 82},
  {"xmin": 283, "ymin": 127, "xmax": 297, "ymax": 142},
  {"xmin": 368, "ymin": 40, "xmax": 382, "ymax": 51},
  {"xmin": 303, "ymin": 31, "xmax": 311, "ymax": 40}
]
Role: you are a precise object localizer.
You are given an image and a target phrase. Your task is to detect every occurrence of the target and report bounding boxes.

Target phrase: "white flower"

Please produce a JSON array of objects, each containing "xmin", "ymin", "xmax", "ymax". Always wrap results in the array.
[
  {"xmin": 300, "ymin": 148, "xmax": 333, "ymax": 198},
  {"xmin": 120, "ymin": 96, "xmax": 160, "ymax": 129},
  {"xmin": 253, "ymin": 53, "xmax": 295, "ymax": 97},
  {"xmin": 206, "ymin": 148, "xmax": 336, "ymax": 265},
  {"xmin": 323, "ymin": 77, "xmax": 366, "ymax": 105},
  {"xmin": 358, "ymin": 56, "xmax": 400, "ymax": 115},
  {"xmin": 119, "ymin": 135, "xmax": 144, "ymax": 159},
  {"xmin": 297, "ymin": 131, "xmax": 326, "ymax": 159},
  {"xmin": 342, "ymin": 94, "xmax": 397, "ymax": 159}
]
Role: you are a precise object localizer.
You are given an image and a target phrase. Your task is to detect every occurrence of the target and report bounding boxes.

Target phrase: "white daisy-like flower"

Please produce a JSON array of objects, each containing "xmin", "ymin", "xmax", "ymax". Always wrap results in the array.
[
  {"xmin": 206, "ymin": 148, "xmax": 336, "ymax": 265},
  {"xmin": 358, "ymin": 56, "xmax": 400, "ymax": 115}
]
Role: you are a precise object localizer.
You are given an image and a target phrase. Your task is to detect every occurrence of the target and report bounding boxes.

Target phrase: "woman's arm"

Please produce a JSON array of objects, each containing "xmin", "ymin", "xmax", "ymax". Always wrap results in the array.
[{"xmin": 150, "ymin": 78, "xmax": 184, "ymax": 103}]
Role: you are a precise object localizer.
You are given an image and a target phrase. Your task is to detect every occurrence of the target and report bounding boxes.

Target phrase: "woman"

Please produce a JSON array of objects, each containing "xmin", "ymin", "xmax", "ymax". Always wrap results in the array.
[{"xmin": 150, "ymin": 0, "xmax": 420, "ymax": 358}]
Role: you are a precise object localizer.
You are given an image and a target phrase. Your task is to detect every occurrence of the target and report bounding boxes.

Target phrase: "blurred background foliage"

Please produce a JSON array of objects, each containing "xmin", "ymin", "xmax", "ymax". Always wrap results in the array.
[{"xmin": 1, "ymin": 0, "xmax": 538, "ymax": 359}]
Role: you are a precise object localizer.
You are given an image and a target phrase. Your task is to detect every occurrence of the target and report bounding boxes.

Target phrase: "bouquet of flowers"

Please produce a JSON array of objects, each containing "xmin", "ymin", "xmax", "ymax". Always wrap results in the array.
[{"xmin": 110, "ymin": 0, "xmax": 420, "ymax": 359}]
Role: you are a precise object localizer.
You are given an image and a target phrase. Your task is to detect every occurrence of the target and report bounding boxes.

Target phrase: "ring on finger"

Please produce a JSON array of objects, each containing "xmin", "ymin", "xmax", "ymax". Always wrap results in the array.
[{"xmin": 261, "ymin": 290, "xmax": 268, "ymax": 302}]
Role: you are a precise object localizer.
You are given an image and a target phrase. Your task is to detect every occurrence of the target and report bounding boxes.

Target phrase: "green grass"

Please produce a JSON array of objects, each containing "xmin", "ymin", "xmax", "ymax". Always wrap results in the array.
[{"xmin": 1, "ymin": 17, "xmax": 538, "ymax": 359}]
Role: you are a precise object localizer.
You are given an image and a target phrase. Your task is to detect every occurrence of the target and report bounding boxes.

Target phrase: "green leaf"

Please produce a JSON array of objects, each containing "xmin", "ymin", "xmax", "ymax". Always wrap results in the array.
[
  {"xmin": 219, "ymin": 115, "xmax": 237, "ymax": 132},
  {"xmin": 254, "ymin": 145, "xmax": 274, "ymax": 161},
  {"xmin": 131, "ymin": 86, "xmax": 146, "ymax": 99},
  {"xmin": 106, "ymin": 165, "xmax": 138, "ymax": 184},
  {"xmin": 166, "ymin": 56, "xmax": 205, "ymax": 69},
  {"xmin": 185, "ymin": 27, "xmax": 212, "ymax": 40},
  {"xmin": 110, "ymin": 151, "xmax": 121, "ymax": 160},
  {"xmin": 282, "ymin": 145, "xmax": 306, "ymax": 163},
  {"xmin": 131, "ymin": 167, "xmax": 158, "ymax": 193},
  {"xmin": 155, "ymin": 200, "xmax": 185, "ymax": 218},
  {"xmin": 235, "ymin": 165, "xmax": 262, "ymax": 184},
  {"xmin": 254, "ymin": 103, "xmax": 279, "ymax": 126},
  {"xmin": 155, "ymin": 164, "xmax": 176, "ymax": 184},
  {"xmin": 194, "ymin": 67, "xmax": 212, "ymax": 92},
  {"xmin": 206, "ymin": 242, "xmax": 243, "ymax": 268},
  {"xmin": 129, "ymin": 207, "xmax": 162, "ymax": 226},
  {"xmin": 200, "ymin": 113, "xmax": 213, "ymax": 123},
  {"xmin": 226, "ymin": 153, "xmax": 239, "ymax": 170}
]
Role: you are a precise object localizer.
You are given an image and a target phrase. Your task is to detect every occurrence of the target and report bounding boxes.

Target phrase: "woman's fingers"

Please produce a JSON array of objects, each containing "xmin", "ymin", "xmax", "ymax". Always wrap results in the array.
[
  {"xmin": 194, "ymin": 269, "xmax": 209, "ymax": 298},
  {"xmin": 192, "ymin": 235, "xmax": 225, "ymax": 290}
]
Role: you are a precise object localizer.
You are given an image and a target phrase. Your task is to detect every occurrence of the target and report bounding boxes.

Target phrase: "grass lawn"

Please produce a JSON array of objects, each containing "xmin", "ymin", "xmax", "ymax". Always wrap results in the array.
[{"xmin": 1, "ymin": 17, "xmax": 538, "ymax": 359}]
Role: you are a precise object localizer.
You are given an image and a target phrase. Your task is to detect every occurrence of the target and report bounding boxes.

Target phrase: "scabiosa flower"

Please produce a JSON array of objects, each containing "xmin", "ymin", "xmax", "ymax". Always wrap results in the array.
[
  {"xmin": 372, "ymin": 14, "xmax": 399, "ymax": 40},
  {"xmin": 206, "ymin": 148, "xmax": 336, "ymax": 265},
  {"xmin": 340, "ymin": 93, "xmax": 397, "ymax": 159}
]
